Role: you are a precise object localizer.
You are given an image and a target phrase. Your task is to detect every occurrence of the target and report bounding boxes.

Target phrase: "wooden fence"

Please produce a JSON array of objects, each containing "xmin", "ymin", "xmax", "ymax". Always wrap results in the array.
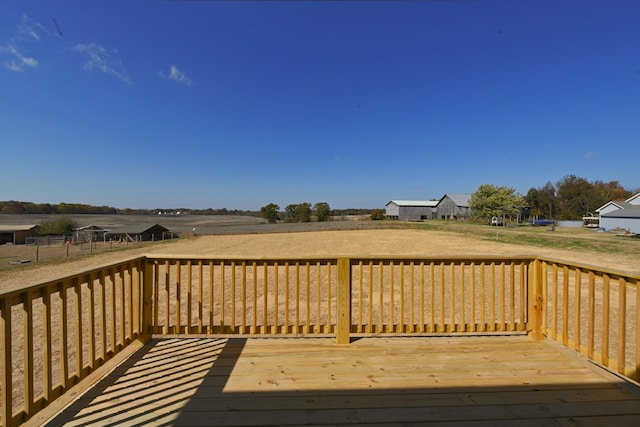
[{"xmin": 1, "ymin": 255, "xmax": 638, "ymax": 426}]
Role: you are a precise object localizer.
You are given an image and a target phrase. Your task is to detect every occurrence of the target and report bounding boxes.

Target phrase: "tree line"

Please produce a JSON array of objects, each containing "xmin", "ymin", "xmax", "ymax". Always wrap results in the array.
[
  {"xmin": 0, "ymin": 201, "xmax": 262, "ymax": 217},
  {"xmin": 260, "ymin": 202, "xmax": 333, "ymax": 223},
  {"xmin": 470, "ymin": 175, "xmax": 638, "ymax": 222},
  {"xmin": 0, "ymin": 201, "xmax": 118, "ymax": 215}
]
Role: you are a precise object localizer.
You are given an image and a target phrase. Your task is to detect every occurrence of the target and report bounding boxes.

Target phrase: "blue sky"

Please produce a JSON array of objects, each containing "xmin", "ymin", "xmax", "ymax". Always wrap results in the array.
[{"xmin": 1, "ymin": 1, "xmax": 638, "ymax": 210}]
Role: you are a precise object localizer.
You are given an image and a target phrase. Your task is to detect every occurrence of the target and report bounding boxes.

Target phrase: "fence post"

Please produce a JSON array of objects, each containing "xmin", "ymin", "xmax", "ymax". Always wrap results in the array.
[
  {"xmin": 528, "ymin": 258, "xmax": 544, "ymax": 340},
  {"xmin": 139, "ymin": 257, "xmax": 154, "ymax": 344},
  {"xmin": 336, "ymin": 258, "xmax": 352, "ymax": 344}
]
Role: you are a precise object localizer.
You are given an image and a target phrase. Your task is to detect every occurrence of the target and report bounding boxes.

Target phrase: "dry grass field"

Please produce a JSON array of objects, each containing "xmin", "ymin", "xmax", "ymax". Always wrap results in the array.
[{"xmin": 1, "ymin": 223, "xmax": 639, "ymax": 293}]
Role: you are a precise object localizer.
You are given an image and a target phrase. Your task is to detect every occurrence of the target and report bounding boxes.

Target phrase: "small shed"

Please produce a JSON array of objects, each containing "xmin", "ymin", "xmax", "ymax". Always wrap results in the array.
[
  {"xmin": 74, "ymin": 224, "xmax": 107, "ymax": 243},
  {"xmin": 0, "ymin": 224, "xmax": 39, "ymax": 245},
  {"xmin": 385, "ymin": 200, "xmax": 439, "ymax": 221},
  {"xmin": 106, "ymin": 224, "xmax": 173, "ymax": 242}
]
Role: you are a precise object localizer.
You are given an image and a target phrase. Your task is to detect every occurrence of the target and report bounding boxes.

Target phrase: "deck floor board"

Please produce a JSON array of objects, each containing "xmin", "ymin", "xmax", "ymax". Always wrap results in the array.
[{"xmin": 45, "ymin": 336, "xmax": 640, "ymax": 426}]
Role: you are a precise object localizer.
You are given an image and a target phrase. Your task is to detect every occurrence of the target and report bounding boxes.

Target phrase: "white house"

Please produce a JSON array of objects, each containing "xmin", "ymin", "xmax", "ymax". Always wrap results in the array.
[{"xmin": 597, "ymin": 193, "xmax": 640, "ymax": 234}]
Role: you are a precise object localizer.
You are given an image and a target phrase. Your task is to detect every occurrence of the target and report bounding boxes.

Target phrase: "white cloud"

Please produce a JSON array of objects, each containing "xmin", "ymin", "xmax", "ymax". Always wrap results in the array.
[
  {"xmin": 18, "ymin": 14, "xmax": 48, "ymax": 41},
  {"xmin": 0, "ymin": 43, "xmax": 38, "ymax": 71},
  {"xmin": 159, "ymin": 65, "xmax": 192, "ymax": 86},
  {"xmin": 1, "ymin": 14, "xmax": 44, "ymax": 72},
  {"xmin": 71, "ymin": 43, "xmax": 131, "ymax": 84}
]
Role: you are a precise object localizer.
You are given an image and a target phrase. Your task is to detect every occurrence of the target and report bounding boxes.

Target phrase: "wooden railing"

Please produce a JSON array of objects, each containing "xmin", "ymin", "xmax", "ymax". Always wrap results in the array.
[
  {"xmin": 146, "ymin": 256, "xmax": 533, "ymax": 341},
  {"xmin": 1, "ymin": 255, "xmax": 638, "ymax": 426},
  {"xmin": 0, "ymin": 259, "xmax": 148, "ymax": 427},
  {"xmin": 539, "ymin": 258, "xmax": 639, "ymax": 381}
]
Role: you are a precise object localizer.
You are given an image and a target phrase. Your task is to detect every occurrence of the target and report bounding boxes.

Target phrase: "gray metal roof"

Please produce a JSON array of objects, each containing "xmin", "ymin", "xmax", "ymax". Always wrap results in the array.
[
  {"xmin": 106, "ymin": 223, "xmax": 169, "ymax": 234},
  {"xmin": 387, "ymin": 200, "xmax": 439, "ymax": 207},
  {"xmin": 0, "ymin": 224, "xmax": 38, "ymax": 232},
  {"xmin": 601, "ymin": 207, "xmax": 640, "ymax": 219},
  {"xmin": 441, "ymin": 194, "xmax": 471, "ymax": 207},
  {"xmin": 596, "ymin": 201, "xmax": 633, "ymax": 212}
]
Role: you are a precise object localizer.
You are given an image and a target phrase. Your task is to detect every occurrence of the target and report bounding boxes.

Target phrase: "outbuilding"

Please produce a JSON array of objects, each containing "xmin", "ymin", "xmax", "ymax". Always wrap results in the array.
[
  {"xmin": 0, "ymin": 224, "xmax": 39, "ymax": 245},
  {"xmin": 385, "ymin": 200, "xmax": 439, "ymax": 221},
  {"xmin": 436, "ymin": 194, "xmax": 472, "ymax": 220},
  {"xmin": 74, "ymin": 224, "xmax": 107, "ymax": 243},
  {"xmin": 106, "ymin": 223, "xmax": 173, "ymax": 242}
]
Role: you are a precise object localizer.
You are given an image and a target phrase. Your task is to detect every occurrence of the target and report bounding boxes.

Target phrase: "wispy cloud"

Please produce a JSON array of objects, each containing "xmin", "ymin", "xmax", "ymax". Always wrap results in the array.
[
  {"xmin": 158, "ymin": 65, "xmax": 192, "ymax": 86},
  {"xmin": 584, "ymin": 151, "xmax": 595, "ymax": 159},
  {"xmin": 0, "ymin": 43, "xmax": 38, "ymax": 71},
  {"xmin": 18, "ymin": 14, "xmax": 49, "ymax": 41},
  {"xmin": 1, "ymin": 14, "xmax": 44, "ymax": 72},
  {"xmin": 71, "ymin": 43, "xmax": 131, "ymax": 84}
]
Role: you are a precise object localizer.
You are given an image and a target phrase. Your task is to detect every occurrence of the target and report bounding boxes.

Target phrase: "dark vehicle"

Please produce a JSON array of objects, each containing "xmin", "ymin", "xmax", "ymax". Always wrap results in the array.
[{"xmin": 532, "ymin": 219, "xmax": 555, "ymax": 226}]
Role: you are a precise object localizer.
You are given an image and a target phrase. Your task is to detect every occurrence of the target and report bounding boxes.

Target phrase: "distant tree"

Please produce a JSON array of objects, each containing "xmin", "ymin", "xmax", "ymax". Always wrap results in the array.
[
  {"xmin": 525, "ymin": 182, "xmax": 556, "ymax": 219},
  {"xmin": 260, "ymin": 203, "xmax": 280, "ymax": 223},
  {"xmin": 38, "ymin": 217, "xmax": 77, "ymax": 235},
  {"xmin": 370, "ymin": 209, "xmax": 386, "ymax": 220},
  {"xmin": 313, "ymin": 202, "xmax": 331, "ymax": 222},
  {"xmin": 592, "ymin": 180, "xmax": 631, "ymax": 209},
  {"xmin": 284, "ymin": 204, "xmax": 297, "ymax": 223},
  {"xmin": 470, "ymin": 184, "xmax": 523, "ymax": 222},
  {"xmin": 555, "ymin": 175, "xmax": 596, "ymax": 220},
  {"xmin": 294, "ymin": 203, "xmax": 312, "ymax": 223},
  {"xmin": 0, "ymin": 201, "xmax": 26, "ymax": 214}
]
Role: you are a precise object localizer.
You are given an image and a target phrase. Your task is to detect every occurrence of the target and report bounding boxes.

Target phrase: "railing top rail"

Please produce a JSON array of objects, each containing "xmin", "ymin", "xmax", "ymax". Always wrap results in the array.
[
  {"xmin": 144, "ymin": 254, "xmax": 538, "ymax": 263},
  {"xmin": 347, "ymin": 255, "xmax": 537, "ymax": 264},
  {"xmin": 144, "ymin": 254, "xmax": 340, "ymax": 263},
  {"xmin": 0, "ymin": 256, "xmax": 146, "ymax": 299},
  {"xmin": 536, "ymin": 256, "xmax": 640, "ymax": 281},
  {"xmin": 4, "ymin": 254, "xmax": 638, "ymax": 300}
]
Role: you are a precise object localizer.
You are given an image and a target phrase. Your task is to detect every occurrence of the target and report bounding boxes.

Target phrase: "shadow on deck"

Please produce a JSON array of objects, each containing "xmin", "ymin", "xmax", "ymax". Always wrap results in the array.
[{"xmin": 45, "ymin": 336, "xmax": 640, "ymax": 426}]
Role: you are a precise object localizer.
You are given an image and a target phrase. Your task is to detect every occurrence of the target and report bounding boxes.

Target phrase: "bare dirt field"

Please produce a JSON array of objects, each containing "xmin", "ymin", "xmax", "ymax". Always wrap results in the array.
[
  {"xmin": 2, "ymin": 227, "xmax": 638, "ymax": 293},
  {"xmin": 3, "ymin": 225, "xmax": 639, "ymax": 418}
]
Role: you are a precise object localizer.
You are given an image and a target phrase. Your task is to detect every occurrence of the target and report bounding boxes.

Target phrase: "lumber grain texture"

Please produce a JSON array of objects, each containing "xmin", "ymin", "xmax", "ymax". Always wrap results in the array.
[{"xmin": 45, "ymin": 336, "xmax": 640, "ymax": 426}]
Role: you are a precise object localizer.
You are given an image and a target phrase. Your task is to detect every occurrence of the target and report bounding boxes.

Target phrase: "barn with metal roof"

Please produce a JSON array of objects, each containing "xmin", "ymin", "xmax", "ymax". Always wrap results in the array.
[
  {"xmin": 0, "ymin": 224, "xmax": 39, "ymax": 245},
  {"xmin": 106, "ymin": 223, "xmax": 174, "ymax": 242},
  {"xmin": 385, "ymin": 194, "xmax": 473, "ymax": 221},
  {"xmin": 436, "ymin": 194, "xmax": 472, "ymax": 220},
  {"xmin": 385, "ymin": 200, "xmax": 439, "ymax": 221}
]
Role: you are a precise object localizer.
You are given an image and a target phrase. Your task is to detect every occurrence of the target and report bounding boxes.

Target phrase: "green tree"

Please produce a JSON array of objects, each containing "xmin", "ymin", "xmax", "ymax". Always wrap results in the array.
[
  {"xmin": 370, "ymin": 209, "xmax": 386, "ymax": 220},
  {"xmin": 555, "ymin": 175, "xmax": 595, "ymax": 220},
  {"xmin": 525, "ymin": 182, "xmax": 556, "ymax": 219},
  {"xmin": 38, "ymin": 217, "xmax": 78, "ymax": 235},
  {"xmin": 313, "ymin": 202, "xmax": 331, "ymax": 222},
  {"xmin": 592, "ymin": 180, "xmax": 631, "ymax": 211},
  {"xmin": 470, "ymin": 184, "xmax": 523, "ymax": 222},
  {"xmin": 284, "ymin": 204, "xmax": 298, "ymax": 223},
  {"xmin": 260, "ymin": 203, "xmax": 280, "ymax": 223},
  {"xmin": 294, "ymin": 202, "xmax": 312, "ymax": 223}
]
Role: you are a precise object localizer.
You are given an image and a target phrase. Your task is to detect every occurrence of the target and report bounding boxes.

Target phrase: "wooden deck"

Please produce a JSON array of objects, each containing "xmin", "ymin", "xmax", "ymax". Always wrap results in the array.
[{"xmin": 40, "ymin": 336, "xmax": 640, "ymax": 426}]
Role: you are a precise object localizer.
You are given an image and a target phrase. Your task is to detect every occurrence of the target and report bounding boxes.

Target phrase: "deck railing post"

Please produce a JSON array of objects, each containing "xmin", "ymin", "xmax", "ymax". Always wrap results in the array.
[
  {"xmin": 1, "ymin": 296, "xmax": 12, "ymax": 427},
  {"xmin": 336, "ymin": 258, "xmax": 352, "ymax": 344},
  {"xmin": 139, "ymin": 257, "xmax": 154, "ymax": 344},
  {"xmin": 528, "ymin": 258, "xmax": 544, "ymax": 340}
]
